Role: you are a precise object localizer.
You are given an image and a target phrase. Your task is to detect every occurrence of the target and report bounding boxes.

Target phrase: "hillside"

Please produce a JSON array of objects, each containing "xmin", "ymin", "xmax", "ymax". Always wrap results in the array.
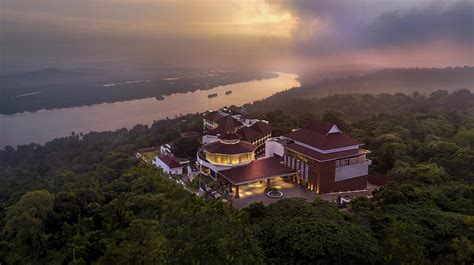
[
  {"xmin": 1, "ymin": 91, "xmax": 473, "ymax": 264},
  {"xmin": 293, "ymin": 67, "xmax": 474, "ymax": 98}
]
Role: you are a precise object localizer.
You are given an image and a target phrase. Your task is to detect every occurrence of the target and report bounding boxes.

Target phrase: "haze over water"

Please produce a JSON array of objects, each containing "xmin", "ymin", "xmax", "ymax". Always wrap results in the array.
[{"xmin": 0, "ymin": 73, "xmax": 299, "ymax": 148}]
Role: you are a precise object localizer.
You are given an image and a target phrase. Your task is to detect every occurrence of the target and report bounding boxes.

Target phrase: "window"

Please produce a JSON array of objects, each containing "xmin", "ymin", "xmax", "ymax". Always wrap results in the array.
[{"xmin": 336, "ymin": 155, "xmax": 367, "ymax": 167}]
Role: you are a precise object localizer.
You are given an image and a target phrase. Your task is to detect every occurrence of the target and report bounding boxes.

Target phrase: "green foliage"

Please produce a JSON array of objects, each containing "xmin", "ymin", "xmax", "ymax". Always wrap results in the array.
[
  {"xmin": 1, "ymin": 90, "xmax": 473, "ymax": 264},
  {"xmin": 171, "ymin": 137, "xmax": 201, "ymax": 158},
  {"xmin": 381, "ymin": 221, "xmax": 427, "ymax": 264},
  {"xmin": 2, "ymin": 190, "xmax": 54, "ymax": 264},
  {"xmin": 248, "ymin": 199, "xmax": 380, "ymax": 264},
  {"xmin": 407, "ymin": 163, "xmax": 446, "ymax": 184}
]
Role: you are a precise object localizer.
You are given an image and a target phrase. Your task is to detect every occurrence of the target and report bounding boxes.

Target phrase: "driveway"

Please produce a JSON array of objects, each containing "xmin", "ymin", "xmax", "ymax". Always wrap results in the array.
[
  {"xmin": 231, "ymin": 177, "xmax": 316, "ymax": 209},
  {"xmin": 231, "ymin": 179, "xmax": 380, "ymax": 209}
]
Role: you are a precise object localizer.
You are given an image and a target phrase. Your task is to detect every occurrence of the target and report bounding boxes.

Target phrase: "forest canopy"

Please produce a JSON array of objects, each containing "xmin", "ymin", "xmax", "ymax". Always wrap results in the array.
[{"xmin": 1, "ymin": 89, "xmax": 473, "ymax": 264}]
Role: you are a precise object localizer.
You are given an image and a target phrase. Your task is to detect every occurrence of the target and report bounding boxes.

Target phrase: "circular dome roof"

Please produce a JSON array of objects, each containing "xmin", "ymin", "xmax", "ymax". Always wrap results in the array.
[{"xmin": 203, "ymin": 140, "xmax": 255, "ymax": 155}]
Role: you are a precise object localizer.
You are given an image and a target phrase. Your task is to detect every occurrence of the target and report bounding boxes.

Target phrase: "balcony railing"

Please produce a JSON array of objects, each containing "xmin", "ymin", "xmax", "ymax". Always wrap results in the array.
[{"xmin": 335, "ymin": 155, "xmax": 371, "ymax": 168}]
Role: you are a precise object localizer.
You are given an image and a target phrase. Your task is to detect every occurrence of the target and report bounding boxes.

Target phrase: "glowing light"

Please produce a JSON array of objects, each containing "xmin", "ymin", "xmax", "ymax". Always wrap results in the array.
[{"xmin": 231, "ymin": 1, "xmax": 298, "ymax": 38}]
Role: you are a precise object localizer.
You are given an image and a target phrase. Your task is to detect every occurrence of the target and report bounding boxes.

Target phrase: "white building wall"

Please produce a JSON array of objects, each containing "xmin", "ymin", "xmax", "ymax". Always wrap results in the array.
[
  {"xmin": 152, "ymin": 157, "xmax": 182, "ymax": 175},
  {"xmin": 160, "ymin": 144, "xmax": 171, "ymax": 155},
  {"xmin": 265, "ymin": 140, "xmax": 285, "ymax": 158},
  {"xmin": 169, "ymin": 167, "xmax": 183, "ymax": 175},
  {"xmin": 153, "ymin": 157, "xmax": 171, "ymax": 173},
  {"xmin": 334, "ymin": 160, "xmax": 371, "ymax": 182}
]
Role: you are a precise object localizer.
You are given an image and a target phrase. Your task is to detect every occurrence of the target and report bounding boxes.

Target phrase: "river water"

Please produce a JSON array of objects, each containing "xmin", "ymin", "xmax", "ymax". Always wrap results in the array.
[{"xmin": 0, "ymin": 72, "xmax": 299, "ymax": 148}]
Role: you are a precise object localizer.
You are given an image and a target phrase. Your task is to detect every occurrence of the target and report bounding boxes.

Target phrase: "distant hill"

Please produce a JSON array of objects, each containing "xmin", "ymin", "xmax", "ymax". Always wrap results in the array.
[
  {"xmin": 1, "ymin": 67, "xmax": 101, "ymax": 80},
  {"xmin": 292, "ymin": 67, "xmax": 473, "ymax": 98}
]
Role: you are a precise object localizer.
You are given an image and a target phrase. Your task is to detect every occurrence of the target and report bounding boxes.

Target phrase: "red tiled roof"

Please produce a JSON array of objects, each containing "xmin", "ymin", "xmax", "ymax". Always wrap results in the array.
[
  {"xmin": 250, "ymin": 121, "xmax": 272, "ymax": 134},
  {"xmin": 303, "ymin": 120, "xmax": 335, "ymax": 135},
  {"xmin": 158, "ymin": 155, "xmax": 182, "ymax": 168},
  {"xmin": 208, "ymin": 116, "xmax": 243, "ymax": 135},
  {"xmin": 220, "ymin": 131, "xmax": 242, "ymax": 141},
  {"xmin": 284, "ymin": 120, "xmax": 361, "ymax": 150},
  {"xmin": 235, "ymin": 121, "xmax": 271, "ymax": 142},
  {"xmin": 219, "ymin": 115, "xmax": 241, "ymax": 141},
  {"xmin": 237, "ymin": 127, "xmax": 262, "ymax": 142},
  {"xmin": 219, "ymin": 157, "xmax": 297, "ymax": 184},
  {"xmin": 203, "ymin": 111, "xmax": 223, "ymax": 122},
  {"xmin": 203, "ymin": 140, "xmax": 255, "ymax": 155},
  {"xmin": 285, "ymin": 143, "xmax": 364, "ymax": 161}
]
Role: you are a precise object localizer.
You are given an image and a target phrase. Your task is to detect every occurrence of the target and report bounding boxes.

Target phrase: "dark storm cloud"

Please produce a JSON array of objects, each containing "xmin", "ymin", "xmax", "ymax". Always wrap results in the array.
[
  {"xmin": 368, "ymin": 1, "xmax": 474, "ymax": 46},
  {"xmin": 275, "ymin": 0, "xmax": 473, "ymax": 56}
]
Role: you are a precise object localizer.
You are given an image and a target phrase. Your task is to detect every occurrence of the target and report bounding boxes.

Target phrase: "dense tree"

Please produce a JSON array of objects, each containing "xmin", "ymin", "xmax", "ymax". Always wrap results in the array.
[
  {"xmin": 2, "ymin": 190, "xmax": 54, "ymax": 264},
  {"xmin": 381, "ymin": 221, "xmax": 426, "ymax": 264},
  {"xmin": 1, "ymin": 90, "xmax": 473, "ymax": 264},
  {"xmin": 171, "ymin": 137, "xmax": 201, "ymax": 158},
  {"xmin": 247, "ymin": 199, "xmax": 380, "ymax": 264}
]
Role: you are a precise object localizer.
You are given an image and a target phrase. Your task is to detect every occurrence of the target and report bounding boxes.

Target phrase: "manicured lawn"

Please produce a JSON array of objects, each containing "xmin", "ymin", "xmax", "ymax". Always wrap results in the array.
[{"xmin": 140, "ymin": 150, "xmax": 160, "ymax": 162}]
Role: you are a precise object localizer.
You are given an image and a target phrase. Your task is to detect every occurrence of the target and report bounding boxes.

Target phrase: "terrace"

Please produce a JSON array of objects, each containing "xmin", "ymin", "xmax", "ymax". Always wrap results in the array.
[{"xmin": 231, "ymin": 177, "xmax": 315, "ymax": 209}]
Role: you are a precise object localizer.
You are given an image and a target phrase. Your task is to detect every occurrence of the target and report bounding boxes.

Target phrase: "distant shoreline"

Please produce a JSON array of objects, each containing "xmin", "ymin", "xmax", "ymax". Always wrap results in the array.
[{"xmin": 1, "ymin": 70, "xmax": 277, "ymax": 115}]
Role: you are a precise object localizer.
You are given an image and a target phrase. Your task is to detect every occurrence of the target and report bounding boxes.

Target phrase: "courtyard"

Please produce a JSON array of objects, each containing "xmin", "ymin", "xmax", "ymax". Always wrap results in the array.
[
  {"xmin": 231, "ymin": 177, "xmax": 315, "ymax": 209},
  {"xmin": 231, "ymin": 178, "xmax": 380, "ymax": 209}
]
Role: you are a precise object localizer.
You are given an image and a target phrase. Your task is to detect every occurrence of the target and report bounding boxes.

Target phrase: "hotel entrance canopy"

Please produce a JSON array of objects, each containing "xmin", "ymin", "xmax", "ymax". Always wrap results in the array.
[{"xmin": 218, "ymin": 156, "xmax": 297, "ymax": 186}]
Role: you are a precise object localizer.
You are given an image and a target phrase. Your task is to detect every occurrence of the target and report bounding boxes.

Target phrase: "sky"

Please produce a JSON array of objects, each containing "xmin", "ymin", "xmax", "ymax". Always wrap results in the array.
[{"xmin": 1, "ymin": 0, "xmax": 473, "ymax": 71}]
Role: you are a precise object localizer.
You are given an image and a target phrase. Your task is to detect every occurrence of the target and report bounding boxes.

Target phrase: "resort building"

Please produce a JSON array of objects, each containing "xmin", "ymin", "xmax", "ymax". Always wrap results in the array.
[
  {"xmin": 266, "ymin": 120, "xmax": 371, "ymax": 193},
  {"xmin": 198, "ymin": 109, "xmax": 371, "ymax": 198},
  {"xmin": 153, "ymin": 155, "xmax": 183, "ymax": 175},
  {"xmin": 197, "ymin": 114, "xmax": 297, "ymax": 198},
  {"xmin": 202, "ymin": 109, "xmax": 271, "ymax": 158}
]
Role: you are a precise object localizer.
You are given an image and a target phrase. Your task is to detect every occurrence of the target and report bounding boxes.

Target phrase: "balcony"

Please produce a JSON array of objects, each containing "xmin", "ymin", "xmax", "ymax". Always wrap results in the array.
[{"xmin": 335, "ymin": 160, "xmax": 371, "ymax": 182}]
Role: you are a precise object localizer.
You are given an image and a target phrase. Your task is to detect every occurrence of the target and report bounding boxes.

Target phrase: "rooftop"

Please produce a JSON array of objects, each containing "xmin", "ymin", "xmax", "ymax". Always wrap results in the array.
[
  {"xmin": 284, "ymin": 120, "xmax": 362, "ymax": 150},
  {"xmin": 203, "ymin": 111, "xmax": 224, "ymax": 122},
  {"xmin": 219, "ymin": 157, "xmax": 297, "ymax": 185},
  {"xmin": 250, "ymin": 121, "xmax": 272, "ymax": 134},
  {"xmin": 285, "ymin": 143, "xmax": 368, "ymax": 162},
  {"xmin": 158, "ymin": 155, "xmax": 182, "ymax": 168},
  {"xmin": 237, "ymin": 126, "xmax": 262, "ymax": 142},
  {"xmin": 208, "ymin": 115, "xmax": 243, "ymax": 135},
  {"xmin": 203, "ymin": 140, "xmax": 255, "ymax": 155}
]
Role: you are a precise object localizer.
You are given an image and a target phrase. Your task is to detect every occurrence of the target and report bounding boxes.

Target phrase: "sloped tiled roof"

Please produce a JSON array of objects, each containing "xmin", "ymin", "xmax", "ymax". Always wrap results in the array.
[
  {"xmin": 284, "ymin": 120, "xmax": 361, "ymax": 150},
  {"xmin": 285, "ymin": 143, "xmax": 365, "ymax": 161},
  {"xmin": 237, "ymin": 126, "xmax": 262, "ymax": 142},
  {"xmin": 208, "ymin": 115, "xmax": 243, "ymax": 135},
  {"xmin": 219, "ymin": 156, "xmax": 297, "ymax": 184},
  {"xmin": 158, "ymin": 155, "xmax": 182, "ymax": 168},
  {"xmin": 250, "ymin": 121, "xmax": 272, "ymax": 134},
  {"xmin": 303, "ymin": 120, "xmax": 335, "ymax": 135},
  {"xmin": 203, "ymin": 111, "xmax": 224, "ymax": 122}
]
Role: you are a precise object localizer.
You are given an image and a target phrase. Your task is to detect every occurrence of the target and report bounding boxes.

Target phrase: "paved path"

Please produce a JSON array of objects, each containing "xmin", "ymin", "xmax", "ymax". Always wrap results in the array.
[
  {"xmin": 231, "ymin": 179, "xmax": 380, "ymax": 209},
  {"xmin": 232, "ymin": 178, "xmax": 315, "ymax": 209}
]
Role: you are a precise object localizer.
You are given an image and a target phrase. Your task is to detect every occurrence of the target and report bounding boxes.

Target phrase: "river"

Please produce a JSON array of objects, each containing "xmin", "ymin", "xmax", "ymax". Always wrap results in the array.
[{"xmin": 0, "ymin": 72, "xmax": 299, "ymax": 148}]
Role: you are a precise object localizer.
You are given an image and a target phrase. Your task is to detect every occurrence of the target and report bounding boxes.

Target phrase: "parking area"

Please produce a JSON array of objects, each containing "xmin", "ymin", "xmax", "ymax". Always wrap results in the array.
[{"xmin": 231, "ymin": 180, "xmax": 380, "ymax": 209}]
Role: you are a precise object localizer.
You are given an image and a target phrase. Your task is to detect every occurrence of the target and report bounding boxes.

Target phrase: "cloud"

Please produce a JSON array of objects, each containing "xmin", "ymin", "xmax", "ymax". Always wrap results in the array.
[
  {"xmin": 1, "ymin": 0, "xmax": 472, "ymax": 70},
  {"xmin": 367, "ymin": 1, "xmax": 474, "ymax": 47},
  {"xmin": 274, "ymin": 0, "xmax": 473, "ymax": 57}
]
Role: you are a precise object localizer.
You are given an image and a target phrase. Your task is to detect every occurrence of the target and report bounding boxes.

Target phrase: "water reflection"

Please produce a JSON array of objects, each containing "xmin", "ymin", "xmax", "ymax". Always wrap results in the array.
[{"xmin": 0, "ymin": 72, "xmax": 299, "ymax": 147}]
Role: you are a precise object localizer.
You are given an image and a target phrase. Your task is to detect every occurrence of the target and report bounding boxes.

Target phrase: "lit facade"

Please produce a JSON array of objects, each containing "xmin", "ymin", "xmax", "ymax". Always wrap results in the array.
[
  {"xmin": 202, "ymin": 109, "xmax": 272, "ymax": 158},
  {"xmin": 266, "ymin": 120, "xmax": 371, "ymax": 194},
  {"xmin": 204, "ymin": 151, "xmax": 254, "ymax": 166}
]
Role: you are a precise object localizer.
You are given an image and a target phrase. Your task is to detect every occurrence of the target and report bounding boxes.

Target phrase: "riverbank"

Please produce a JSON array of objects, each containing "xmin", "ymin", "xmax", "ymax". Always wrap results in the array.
[
  {"xmin": 1, "ymin": 72, "xmax": 300, "ymax": 148},
  {"xmin": 1, "ymin": 69, "xmax": 277, "ymax": 115}
]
